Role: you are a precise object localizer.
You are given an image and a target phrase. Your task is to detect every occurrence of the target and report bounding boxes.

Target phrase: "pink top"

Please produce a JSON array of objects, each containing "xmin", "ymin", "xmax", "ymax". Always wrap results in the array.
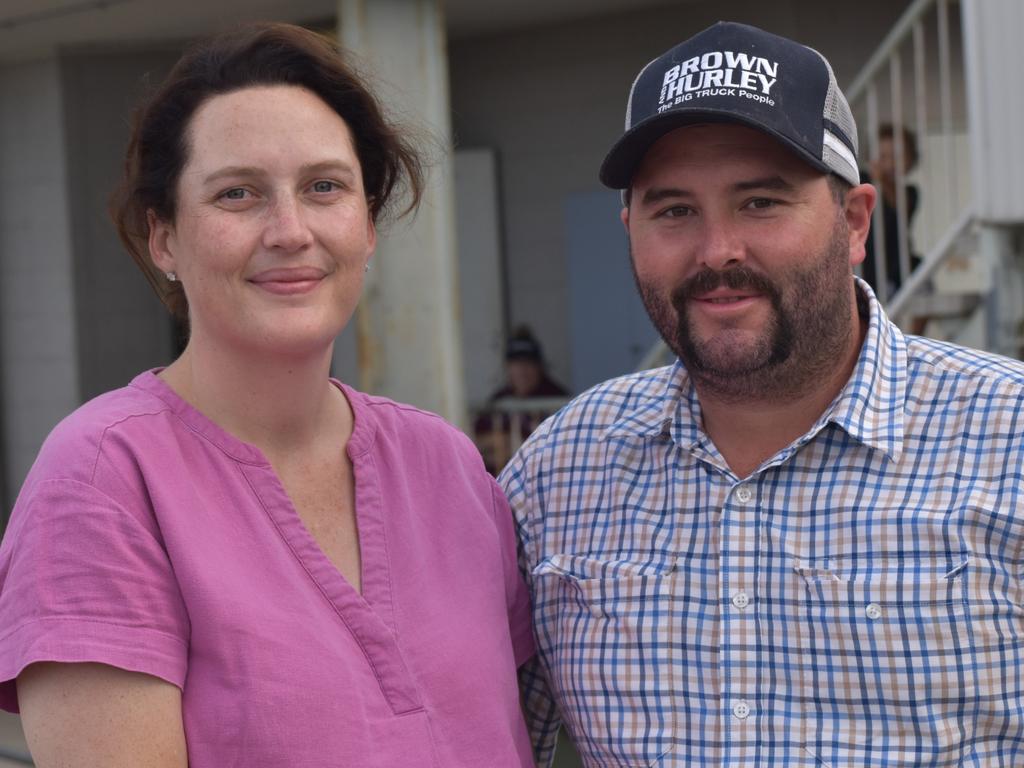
[{"xmin": 0, "ymin": 371, "xmax": 535, "ymax": 767}]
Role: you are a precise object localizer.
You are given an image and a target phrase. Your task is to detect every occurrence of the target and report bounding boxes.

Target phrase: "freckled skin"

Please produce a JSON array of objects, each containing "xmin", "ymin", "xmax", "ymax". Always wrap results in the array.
[{"xmin": 150, "ymin": 85, "xmax": 376, "ymax": 362}]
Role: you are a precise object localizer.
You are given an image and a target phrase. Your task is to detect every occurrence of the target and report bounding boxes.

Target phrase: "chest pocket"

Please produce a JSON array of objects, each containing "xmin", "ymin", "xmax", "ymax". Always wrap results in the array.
[
  {"xmin": 531, "ymin": 554, "xmax": 692, "ymax": 767},
  {"xmin": 793, "ymin": 556, "xmax": 974, "ymax": 767}
]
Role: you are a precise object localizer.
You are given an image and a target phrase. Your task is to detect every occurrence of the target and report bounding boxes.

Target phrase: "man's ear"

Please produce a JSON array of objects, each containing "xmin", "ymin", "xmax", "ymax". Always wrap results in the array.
[
  {"xmin": 147, "ymin": 210, "xmax": 177, "ymax": 275},
  {"xmin": 620, "ymin": 205, "xmax": 630, "ymax": 233},
  {"xmin": 844, "ymin": 182, "xmax": 876, "ymax": 268}
]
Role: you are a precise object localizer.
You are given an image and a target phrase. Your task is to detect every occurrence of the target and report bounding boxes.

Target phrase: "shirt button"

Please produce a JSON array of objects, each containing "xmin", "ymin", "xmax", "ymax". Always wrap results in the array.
[
  {"xmin": 734, "ymin": 485, "xmax": 753, "ymax": 503},
  {"xmin": 732, "ymin": 591, "xmax": 750, "ymax": 610},
  {"xmin": 733, "ymin": 701, "xmax": 751, "ymax": 720},
  {"xmin": 866, "ymin": 603, "xmax": 883, "ymax": 620}
]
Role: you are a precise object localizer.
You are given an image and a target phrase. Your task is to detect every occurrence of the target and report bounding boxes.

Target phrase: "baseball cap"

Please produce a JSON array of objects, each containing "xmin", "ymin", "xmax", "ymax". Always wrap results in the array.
[
  {"xmin": 599, "ymin": 21, "xmax": 859, "ymax": 189},
  {"xmin": 505, "ymin": 329, "xmax": 543, "ymax": 362}
]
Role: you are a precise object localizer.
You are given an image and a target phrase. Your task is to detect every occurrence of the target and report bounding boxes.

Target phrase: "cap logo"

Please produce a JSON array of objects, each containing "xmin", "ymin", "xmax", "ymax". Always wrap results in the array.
[{"xmin": 658, "ymin": 51, "xmax": 778, "ymax": 113}]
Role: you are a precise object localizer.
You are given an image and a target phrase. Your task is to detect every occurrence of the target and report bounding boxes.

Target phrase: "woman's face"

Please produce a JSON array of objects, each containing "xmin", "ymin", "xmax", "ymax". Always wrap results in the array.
[{"xmin": 149, "ymin": 84, "xmax": 376, "ymax": 360}]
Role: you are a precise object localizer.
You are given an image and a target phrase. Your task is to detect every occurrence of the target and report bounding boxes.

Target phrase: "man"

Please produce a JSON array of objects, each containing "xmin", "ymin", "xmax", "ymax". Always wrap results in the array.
[{"xmin": 501, "ymin": 21, "xmax": 1024, "ymax": 768}]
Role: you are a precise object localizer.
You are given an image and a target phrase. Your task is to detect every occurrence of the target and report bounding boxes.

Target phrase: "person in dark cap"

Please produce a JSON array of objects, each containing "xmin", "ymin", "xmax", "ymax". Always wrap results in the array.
[
  {"xmin": 500, "ymin": 21, "xmax": 1024, "ymax": 768},
  {"xmin": 474, "ymin": 327, "xmax": 568, "ymax": 474}
]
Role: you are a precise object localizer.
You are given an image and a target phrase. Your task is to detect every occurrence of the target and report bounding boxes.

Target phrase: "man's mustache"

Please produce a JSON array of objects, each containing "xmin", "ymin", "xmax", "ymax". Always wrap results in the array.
[{"xmin": 671, "ymin": 266, "xmax": 781, "ymax": 308}]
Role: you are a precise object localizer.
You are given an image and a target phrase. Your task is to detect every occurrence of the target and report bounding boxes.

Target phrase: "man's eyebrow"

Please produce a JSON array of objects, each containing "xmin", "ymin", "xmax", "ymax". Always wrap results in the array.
[
  {"xmin": 639, "ymin": 187, "xmax": 692, "ymax": 206},
  {"xmin": 733, "ymin": 175, "xmax": 797, "ymax": 193},
  {"xmin": 638, "ymin": 176, "xmax": 797, "ymax": 206}
]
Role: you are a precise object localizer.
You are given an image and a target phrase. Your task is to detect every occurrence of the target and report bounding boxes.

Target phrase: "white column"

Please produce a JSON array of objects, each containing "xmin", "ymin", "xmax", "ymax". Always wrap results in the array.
[
  {"xmin": 336, "ymin": 0, "xmax": 466, "ymax": 426},
  {"xmin": 963, "ymin": 0, "xmax": 1024, "ymax": 223},
  {"xmin": 0, "ymin": 59, "xmax": 80, "ymax": 507}
]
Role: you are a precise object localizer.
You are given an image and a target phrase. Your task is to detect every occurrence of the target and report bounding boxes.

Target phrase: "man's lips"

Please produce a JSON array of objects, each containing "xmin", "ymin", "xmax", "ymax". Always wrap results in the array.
[{"xmin": 691, "ymin": 290, "xmax": 761, "ymax": 305}]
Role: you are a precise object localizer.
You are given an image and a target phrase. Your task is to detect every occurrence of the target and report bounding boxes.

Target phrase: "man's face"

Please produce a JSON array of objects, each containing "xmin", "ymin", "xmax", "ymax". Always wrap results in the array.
[{"xmin": 623, "ymin": 123, "xmax": 871, "ymax": 401}]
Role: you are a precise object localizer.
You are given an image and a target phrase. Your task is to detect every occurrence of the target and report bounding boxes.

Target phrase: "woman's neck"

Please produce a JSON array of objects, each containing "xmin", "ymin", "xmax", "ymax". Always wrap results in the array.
[{"xmin": 159, "ymin": 336, "xmax": 349, "ymax": 456}]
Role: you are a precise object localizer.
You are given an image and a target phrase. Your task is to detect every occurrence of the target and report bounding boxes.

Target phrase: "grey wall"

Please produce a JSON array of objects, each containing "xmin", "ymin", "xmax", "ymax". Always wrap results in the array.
[
  {"xmin": 449, "ymin": 0, "xmax": 913, "ymax": 389},
  {"xmin": 61, "ymin": 47, "xmax": 182, "ymax": 402},
  {"xmin": 0, "ymin": 58, "xmax": 80, "ymax": 514}
]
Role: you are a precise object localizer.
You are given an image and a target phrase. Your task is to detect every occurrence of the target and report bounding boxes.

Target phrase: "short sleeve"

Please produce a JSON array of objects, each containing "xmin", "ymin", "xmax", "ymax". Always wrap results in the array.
[
  {"xmin": 0, "ymin": 479, "xmax": 190, "ymax": 712},
  {"xmin": 489, "ymin": 480, "xmax": 535, "ymax": 667}
]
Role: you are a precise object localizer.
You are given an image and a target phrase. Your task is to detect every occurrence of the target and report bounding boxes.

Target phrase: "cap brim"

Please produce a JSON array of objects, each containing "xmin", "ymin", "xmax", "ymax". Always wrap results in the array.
[{"xmin": 599, "ymin": 108, "xmax": 832, "ymax": 189}]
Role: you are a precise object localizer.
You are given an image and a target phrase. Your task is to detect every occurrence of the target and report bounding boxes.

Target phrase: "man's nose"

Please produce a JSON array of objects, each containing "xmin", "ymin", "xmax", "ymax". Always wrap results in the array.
[{"xmin": 697, "ymin": 216, "xmax": 745, "ymax": 271}]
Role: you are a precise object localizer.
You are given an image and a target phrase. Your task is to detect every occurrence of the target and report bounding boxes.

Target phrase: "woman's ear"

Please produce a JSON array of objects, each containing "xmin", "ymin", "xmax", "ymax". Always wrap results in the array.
[
  {"xmin": 147, "ymin": 210, "xmax": 177, "ymax": 275},
  {"xmin": 365, "ymin": 209, "xmax": 377, "ymax": 265}
]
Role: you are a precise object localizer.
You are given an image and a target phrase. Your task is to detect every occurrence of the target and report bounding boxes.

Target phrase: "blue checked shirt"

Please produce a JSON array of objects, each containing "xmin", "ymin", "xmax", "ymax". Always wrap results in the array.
[{"xmin": 500, "ymin": 286, "xmax": 1024, "ymax": 767}]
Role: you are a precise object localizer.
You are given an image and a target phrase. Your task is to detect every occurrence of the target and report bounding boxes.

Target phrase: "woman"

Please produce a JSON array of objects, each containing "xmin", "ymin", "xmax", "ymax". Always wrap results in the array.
[{"xmin": 0, "ymin": 23, "xmax": 535, "ymax": 767}]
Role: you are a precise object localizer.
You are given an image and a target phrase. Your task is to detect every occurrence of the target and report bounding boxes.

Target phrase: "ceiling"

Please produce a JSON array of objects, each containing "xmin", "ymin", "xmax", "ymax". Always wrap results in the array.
[{"xmin": 0, "ymin": 0, "xmax": 680, "ymax": 61}]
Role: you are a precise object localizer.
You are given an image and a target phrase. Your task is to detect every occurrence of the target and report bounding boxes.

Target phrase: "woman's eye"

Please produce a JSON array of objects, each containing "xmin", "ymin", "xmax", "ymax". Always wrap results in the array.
[
  {"xmin": 312, "ymin": 180, "xmax": 339, "ymax": 194},
  {"xmin": 221, "ymin": 188, "xmax": 249, "ymax": 201}
]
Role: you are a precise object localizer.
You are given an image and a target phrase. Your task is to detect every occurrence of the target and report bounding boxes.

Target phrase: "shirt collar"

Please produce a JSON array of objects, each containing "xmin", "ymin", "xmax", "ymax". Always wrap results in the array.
[
  {"xmin": 601, "ymin": 279, "xmax": 907, "ymax": 461},
  {"xmin": 822, "ymin": 278, "xmax": 907, "ymax": 461}
]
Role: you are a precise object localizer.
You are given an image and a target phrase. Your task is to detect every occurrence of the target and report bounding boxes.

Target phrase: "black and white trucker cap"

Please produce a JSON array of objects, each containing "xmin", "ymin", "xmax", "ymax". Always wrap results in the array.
[{"xmin": 599, "ymin": 21, "xmax": 860, "ymax": 189}]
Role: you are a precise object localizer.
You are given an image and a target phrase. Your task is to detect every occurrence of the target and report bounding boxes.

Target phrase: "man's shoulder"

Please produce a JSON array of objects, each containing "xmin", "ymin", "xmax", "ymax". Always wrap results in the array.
[
  {"xmin": 520, "ymin": 366, "xmax": 674, "ymax": 452},
  {"xmin": 904, "ymin": 335, "xmax": 1024, "ymax": 395}
]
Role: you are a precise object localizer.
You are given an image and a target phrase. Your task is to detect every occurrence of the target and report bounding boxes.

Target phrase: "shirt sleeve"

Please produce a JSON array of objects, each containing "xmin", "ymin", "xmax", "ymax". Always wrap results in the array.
[
  {"xmin": 0, "ymin": 478, "xmax": 190, "ymax": 713},
  {"xmin": 518, "ymin": 655, "xmax": 561, "ymax": 768},
  {"xmin": 499, "ymin": 446, "xmax": 562, "ymax": 767},
  {"xmin": 489, "ymin": 479, "xmax": 535, "ymax": 667}
]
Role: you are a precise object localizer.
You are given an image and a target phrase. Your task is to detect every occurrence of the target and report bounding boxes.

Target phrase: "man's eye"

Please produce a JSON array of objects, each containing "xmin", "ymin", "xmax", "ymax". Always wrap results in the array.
[
  {"xmin": 660, "ymin": 205, "xmax": 692, "ymax": 218},
  {"xmin": 748, "ymin": 198, "xmax": 777, "ymax": 210}
]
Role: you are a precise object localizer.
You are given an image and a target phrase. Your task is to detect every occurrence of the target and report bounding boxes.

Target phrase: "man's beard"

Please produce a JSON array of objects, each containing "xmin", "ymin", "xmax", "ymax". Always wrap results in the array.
[{"xmin": 633, "ymin": 215, "xmax": 856, "ymax": 402}]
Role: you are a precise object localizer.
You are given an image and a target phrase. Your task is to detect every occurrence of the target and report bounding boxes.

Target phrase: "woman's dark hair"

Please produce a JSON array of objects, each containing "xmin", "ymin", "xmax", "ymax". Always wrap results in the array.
[{"xmin": 112, "ymin": 22, "xmax": 424, "ymax": 321}]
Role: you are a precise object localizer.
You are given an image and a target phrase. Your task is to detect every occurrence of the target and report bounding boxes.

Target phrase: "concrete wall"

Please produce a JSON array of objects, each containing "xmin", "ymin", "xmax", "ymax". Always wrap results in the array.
[
  {"xmin": 449, "ymin": 0, "xmax": 913, "ymax": 388},
  {"xmin": 0, "ymin": 58, "xmax": 79, "ymax": 513},
  {"xmin": 61, "ymin": 48, "xmax": 180, "ymax": 402}
]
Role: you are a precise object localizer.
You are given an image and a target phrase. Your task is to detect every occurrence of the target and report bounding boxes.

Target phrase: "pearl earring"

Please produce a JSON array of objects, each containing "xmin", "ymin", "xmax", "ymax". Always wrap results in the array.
[
  {"xmin": 166, "ymin": 271, "xmax": 177, "ymax": 282},
  {"xmin": 364, "ymin": 263, "xmax": 370, "ymax": 273}
]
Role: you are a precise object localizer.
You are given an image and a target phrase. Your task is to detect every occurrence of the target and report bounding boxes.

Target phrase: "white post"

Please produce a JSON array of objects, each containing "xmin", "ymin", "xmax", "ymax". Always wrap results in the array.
[{"xmin": 336, "ymin": 0, "xmax": 466, "ymax": 426}]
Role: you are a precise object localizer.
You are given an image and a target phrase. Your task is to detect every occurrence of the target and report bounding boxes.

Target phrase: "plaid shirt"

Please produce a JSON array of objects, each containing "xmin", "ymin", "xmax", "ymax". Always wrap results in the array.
[{"xmin": 500, "ymin": 286, "xmax": 1024, "ymax": 767}]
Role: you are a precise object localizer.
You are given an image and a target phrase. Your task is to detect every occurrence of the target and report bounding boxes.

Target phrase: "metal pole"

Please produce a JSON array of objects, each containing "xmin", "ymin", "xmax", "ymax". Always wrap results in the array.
[{"xmin": 890, "ymin": 52, "xmax": 912, "ymax": 286}]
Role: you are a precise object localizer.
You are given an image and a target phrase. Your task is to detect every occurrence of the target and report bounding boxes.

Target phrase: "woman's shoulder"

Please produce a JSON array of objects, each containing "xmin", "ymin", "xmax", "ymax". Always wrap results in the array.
[
  {"xmin": 341, "ymin": 384, "xmax": 482, "ymax": 462},
  {"xmin": 24, "ymin": 372, "xmax": 176, "ymax": 488}
]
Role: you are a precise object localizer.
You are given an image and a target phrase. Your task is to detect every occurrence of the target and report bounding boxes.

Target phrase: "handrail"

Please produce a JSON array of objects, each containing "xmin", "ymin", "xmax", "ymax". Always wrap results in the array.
[
  {"xmin": 488, "ymin": 396, "xmax": 570, "ymax": 414},
  {"xmin": 0, "ymin": 746, "xmax": 33, "ymax": 765},
  {"xmin": 886, "ymin": 206, "xmax": 974, "ymax": 319},
  {"xmin": 845, "ymin": 0, "xmax": 938, "ymax": 103}
]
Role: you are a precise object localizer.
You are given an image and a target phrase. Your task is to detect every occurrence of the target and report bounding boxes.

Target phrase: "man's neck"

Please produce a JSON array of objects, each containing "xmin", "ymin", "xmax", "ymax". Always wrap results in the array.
[{"xmin": 695, "ymin": 314, "xmax": 868, "ymax": 480}]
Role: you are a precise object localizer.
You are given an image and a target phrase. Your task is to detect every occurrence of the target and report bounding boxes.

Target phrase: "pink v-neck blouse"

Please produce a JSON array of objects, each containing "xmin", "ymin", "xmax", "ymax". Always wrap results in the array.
[{"xmin": 0, "ymin": 371, "xmax": 535, "ymax": 767}]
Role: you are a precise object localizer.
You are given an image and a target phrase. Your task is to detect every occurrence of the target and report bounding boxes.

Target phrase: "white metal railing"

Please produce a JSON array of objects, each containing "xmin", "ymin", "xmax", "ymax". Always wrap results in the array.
[
  {"xmin": 472, "ymin": 396, "xmax": 570, "ymax": 473},
  {"xmin": 0, "ymin": 745, "xmax": 32, "ymax": 765},
  {"xmin": 846, "ymin": 0, "xmax": 969, "ymax": 308}
]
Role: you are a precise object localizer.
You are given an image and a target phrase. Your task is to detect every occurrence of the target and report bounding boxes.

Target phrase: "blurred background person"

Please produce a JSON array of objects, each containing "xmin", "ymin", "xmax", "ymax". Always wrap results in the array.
[
  {"xmin": 0, "ymin": 23, "xmax": 534, "ymax": 768},
  {"xmin": 474, "ymin": 326, "xmax": 568, "ymax": 474},
  {"xmin": 861, "ymin": 122, "xmax": 921, "ymax": 296}
]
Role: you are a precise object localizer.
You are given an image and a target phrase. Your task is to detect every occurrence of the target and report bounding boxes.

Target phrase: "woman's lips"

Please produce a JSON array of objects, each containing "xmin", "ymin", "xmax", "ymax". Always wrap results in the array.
[{"xmin": 248, "ymin": 267, "xmax": 327, "ymax": 295}]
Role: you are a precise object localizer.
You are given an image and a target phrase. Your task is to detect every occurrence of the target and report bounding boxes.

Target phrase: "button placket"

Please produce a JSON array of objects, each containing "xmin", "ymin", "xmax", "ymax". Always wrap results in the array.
[{"xmin": 721, "ymin": 479, "xmax": 759, "ymax": 741}]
